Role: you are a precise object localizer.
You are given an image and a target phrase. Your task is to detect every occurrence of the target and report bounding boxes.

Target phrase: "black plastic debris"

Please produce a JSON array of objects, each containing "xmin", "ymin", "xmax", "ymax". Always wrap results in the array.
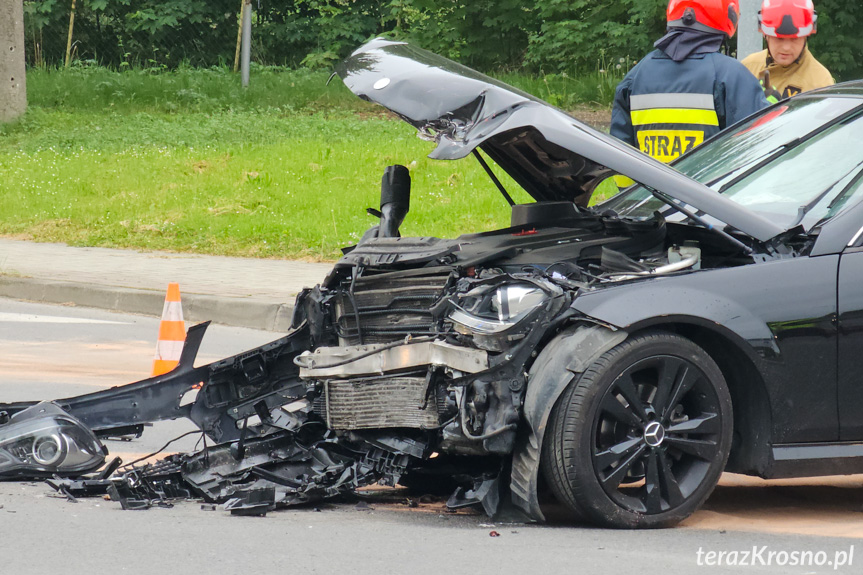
[
  {"xmin": 224, "ymin": 487, "xmax": 276, "ymax": 517},
  {"xmin": 446, "ymin": 475, "xmax": 500, "ymax": 517}
]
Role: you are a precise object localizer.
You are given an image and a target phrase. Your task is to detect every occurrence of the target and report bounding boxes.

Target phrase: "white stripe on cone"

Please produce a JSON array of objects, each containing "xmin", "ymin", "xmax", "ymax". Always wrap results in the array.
[
  {"xmin": 160, "ymin": 301, "xmax": 183, "ymax": 318},
  {"xmin": 155, "ymin": 339, "xmax": 185, "ymax": 361}
]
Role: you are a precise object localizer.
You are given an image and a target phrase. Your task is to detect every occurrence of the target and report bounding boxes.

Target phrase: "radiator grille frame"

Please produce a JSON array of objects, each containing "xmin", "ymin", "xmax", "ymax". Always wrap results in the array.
[{"xmin": 334, "ymin": 271, "xmax": 451, "ymax": 346}]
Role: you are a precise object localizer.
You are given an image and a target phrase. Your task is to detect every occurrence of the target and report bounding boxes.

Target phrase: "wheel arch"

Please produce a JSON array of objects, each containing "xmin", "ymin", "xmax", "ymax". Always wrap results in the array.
[{"xmin": 510, "ymin": 322, "xmax": 627, "ymax": 521}]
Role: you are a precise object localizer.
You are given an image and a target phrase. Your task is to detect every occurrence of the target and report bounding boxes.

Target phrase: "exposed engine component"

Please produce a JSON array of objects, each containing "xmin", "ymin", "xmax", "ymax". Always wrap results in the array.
[
  {"xmin": 379, "ymin": 164, "xmax": 411, "ymax": 238},
  {"xmin": 0, "ymin": 199, "xmax": 729, "ymax": 520}
]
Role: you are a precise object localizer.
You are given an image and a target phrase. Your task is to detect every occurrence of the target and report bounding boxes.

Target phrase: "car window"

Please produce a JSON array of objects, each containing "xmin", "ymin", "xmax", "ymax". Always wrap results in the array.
[
  {"xmin": 675, "ymin": 97, "xmax": 860, "ymax": 184},
  {"xmin": 602, "ymin": 97, "xmax": 863, "ymax": 226}
]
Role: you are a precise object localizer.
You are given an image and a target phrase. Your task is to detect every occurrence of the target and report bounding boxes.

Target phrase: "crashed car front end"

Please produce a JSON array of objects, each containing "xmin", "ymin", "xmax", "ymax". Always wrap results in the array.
[
  {"xmin": 0, "ymin": 222, "xmax": 657, "ymax": 517},
  {"xmin": 0, "ymin": 38, "xmax": 813, "ymax": 521}
]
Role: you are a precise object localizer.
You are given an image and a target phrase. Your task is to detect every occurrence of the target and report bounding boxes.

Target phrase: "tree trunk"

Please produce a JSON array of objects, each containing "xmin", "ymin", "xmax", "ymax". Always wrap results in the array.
[
  {"xmin": 65, "ymin": 0, "xmax": 77, "ymax": 68},
  {"xmin": 0, "ymin": 0, "xmax": 27, "ymax": 122}
]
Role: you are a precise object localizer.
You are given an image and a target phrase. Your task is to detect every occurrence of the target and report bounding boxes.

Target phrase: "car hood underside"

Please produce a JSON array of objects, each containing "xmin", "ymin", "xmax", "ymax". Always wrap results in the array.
[{"xmin": 336, "ymin": 38, "xmax": 785, "ymax": 243}]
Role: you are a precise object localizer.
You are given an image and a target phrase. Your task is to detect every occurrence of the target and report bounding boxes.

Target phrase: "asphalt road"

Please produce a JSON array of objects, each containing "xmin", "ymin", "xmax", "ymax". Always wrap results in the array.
[{"xmin": 1, "ymin": 299, "xmax": 861, "ymax": 575}]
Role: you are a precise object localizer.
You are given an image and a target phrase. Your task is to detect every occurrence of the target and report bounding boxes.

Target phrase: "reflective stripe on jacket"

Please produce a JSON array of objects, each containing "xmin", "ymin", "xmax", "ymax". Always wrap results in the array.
[
  {"xmin": 611, "ymin": 49, "xmax": 769, "ymax": 164},
  {"xmin": 630, "ymin": 92, "xmax": 718, "ymax": 162}
]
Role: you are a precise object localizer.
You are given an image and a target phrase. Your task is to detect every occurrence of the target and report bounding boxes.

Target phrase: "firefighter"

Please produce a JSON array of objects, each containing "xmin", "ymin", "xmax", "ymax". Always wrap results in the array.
[
  {"xmin": 741, "ymin": 0, "xmax": 833, "ymax": 103},
  {"xmin": 611, "ymin": 0, "xmax": 768, "ymax": 176}
]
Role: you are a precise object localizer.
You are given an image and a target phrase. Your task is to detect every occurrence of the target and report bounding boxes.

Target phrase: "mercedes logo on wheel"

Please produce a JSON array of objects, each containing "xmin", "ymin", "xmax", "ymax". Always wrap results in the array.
[{"xmin": 643, "ymin": 421, "xmax": 666, "ymax": 447}]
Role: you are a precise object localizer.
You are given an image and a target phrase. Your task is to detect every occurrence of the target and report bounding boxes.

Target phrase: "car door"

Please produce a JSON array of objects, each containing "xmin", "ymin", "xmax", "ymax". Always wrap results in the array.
[
  {"xmin": 828, "ymin": 176, "xmax": 863, "ymax": 440},
  {"xmin": 838, "ymin": 221, "xmax": 863, "ymax": 440}
]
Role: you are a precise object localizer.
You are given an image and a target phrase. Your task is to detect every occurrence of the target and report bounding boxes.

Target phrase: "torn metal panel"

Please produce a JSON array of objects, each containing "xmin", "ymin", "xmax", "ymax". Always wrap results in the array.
[
  {"xmin": 337, "ymin": 38, "xmax": 785, "ymax": 241},
  {"xmin": 447, "ymin": 475, "xmax": 501, "ymax": 517},
  {"xmin": 296, "ymin": 339, "xmax": 489, "ymax": 377},
  {"xmin": 36, "ymin": 322, "xmax": 314, "ymax": 445}
]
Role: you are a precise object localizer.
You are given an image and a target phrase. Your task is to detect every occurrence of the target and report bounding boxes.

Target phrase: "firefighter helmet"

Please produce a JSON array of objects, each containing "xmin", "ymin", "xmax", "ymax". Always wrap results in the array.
[
  {"xmin": 667, "ymin": 0, "xmax": 740, "ymax": 38},
  {"xmin": 759, "ymin": 0, "xmax": 817, "ymax": 38}
]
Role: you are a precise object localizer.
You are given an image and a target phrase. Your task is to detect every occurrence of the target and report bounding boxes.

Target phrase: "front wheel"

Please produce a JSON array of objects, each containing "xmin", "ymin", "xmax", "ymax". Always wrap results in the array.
[{"xmin": 541, "ymin": 332, "xmax": 732, "ymax": 528}]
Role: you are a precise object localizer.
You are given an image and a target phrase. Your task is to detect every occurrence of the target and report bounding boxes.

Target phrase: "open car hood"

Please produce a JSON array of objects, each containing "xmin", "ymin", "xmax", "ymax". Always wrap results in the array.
[{"xmin": 336, "ymin": 38, "xmax": 785, "ymax": 243}]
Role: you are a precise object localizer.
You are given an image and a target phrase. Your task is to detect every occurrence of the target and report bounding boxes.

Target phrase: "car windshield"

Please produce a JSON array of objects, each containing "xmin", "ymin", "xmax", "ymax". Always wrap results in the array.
[{"xmin": 602, "ymin": 96, "xmax": 863, "ymax": 232}]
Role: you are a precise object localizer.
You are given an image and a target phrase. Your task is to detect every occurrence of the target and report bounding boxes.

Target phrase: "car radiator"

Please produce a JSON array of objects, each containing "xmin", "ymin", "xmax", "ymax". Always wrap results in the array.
[
  {"xmin": 333, "ymin": 270, "xmax": 450, "ymax": 346},
  {"xmin": 318, "ymin": 375, "xmax": 440, "ymax": 430}
]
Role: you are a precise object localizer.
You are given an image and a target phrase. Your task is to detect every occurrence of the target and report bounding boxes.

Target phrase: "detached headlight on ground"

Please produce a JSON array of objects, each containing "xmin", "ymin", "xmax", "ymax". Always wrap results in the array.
[
  {"xmin": 0, "ymin": 402, "xmax": 105, "ymax": 479},
  {"xmin": 450, "ymin": 284, "xmax": 548, "ymax": 335}
]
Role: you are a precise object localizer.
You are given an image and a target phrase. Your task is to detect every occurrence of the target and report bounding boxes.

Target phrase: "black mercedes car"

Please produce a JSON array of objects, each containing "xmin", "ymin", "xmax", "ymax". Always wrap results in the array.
[{"xmin": 4, "ymin": 38, "xmax": 863, "ymax": 528}]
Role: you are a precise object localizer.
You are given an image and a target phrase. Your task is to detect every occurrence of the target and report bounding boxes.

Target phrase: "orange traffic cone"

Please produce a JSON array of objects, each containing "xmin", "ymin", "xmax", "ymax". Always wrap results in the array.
[{"xmin": 152, "ymin": 282, "xmax": 185, "ymax": 376}]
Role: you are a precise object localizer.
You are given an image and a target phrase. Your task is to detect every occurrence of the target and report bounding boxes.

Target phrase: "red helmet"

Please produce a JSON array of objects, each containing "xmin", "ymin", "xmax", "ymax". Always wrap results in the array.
[
  {"xmin": 758, "ymin": 0, "xmax": 817, "ymax": 38},
  {"xmin": 668, "ymin": 0, "xmax": 740, "ymax": 38}
]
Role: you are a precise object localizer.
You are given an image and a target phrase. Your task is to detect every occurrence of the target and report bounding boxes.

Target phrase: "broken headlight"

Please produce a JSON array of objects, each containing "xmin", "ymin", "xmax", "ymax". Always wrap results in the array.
[
  {"xmin": 450, "ymin": 284, "xmax": 548, "ymax": 335},
  {"xmin": 0, "ymin": 402, "xmax": 106, "ymax": 479}
]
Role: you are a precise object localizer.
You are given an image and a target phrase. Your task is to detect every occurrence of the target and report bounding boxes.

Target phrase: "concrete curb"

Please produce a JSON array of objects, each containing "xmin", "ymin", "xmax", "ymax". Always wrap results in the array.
[{"xmin": 0, "ymin": 276, "xmax": 295, "ymax": 332}]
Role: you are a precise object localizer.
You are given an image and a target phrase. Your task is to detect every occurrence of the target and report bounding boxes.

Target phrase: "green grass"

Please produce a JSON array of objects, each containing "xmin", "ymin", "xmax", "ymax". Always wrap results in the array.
[
  {"xmin": 0, "ymin": 67, "xmax": 616, "ymax": 261},
  {"xmin": 26, "ymin": 64, "xmax": 624, "ymax": 113},
  {"xmin": 25, "ymin": 65, "xmax": 369, "ymax": 115}
]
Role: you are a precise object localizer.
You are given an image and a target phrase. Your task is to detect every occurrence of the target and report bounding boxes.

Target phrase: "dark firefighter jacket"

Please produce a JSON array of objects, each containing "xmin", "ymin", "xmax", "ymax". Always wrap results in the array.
[{"xmin": 611, "ymin": 49, "xmax": 769, "ymax": 164}]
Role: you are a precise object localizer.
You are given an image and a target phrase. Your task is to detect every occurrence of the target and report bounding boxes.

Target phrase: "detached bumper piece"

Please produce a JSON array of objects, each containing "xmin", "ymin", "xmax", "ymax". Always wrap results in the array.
[
  {"xmin": 43, "ymin": 425, "xmax": 435, "ymax": 516},
  {"xmin": 107, "ymin": 457, "xmax": 192, "ymax": 510}
]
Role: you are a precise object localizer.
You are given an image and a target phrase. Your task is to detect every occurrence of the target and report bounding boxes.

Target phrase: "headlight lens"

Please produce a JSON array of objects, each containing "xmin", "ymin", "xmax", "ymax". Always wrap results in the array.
[
  {"xmin": 450, "ymin": 284, "xmax": 547, "ymax": 335},
  {"xmin": 491, "ymin": 285, "xmax": 547, "ymax": 321},
  {"xmin": 0, "ymin": 402, "xmax": 106, "ymax": 479}
]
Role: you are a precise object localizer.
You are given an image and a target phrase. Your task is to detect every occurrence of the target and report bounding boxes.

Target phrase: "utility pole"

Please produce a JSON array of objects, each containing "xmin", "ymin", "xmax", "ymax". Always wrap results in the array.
[
  {"xmin": 737, "ymin": 0, "xmax": 763, "ymax": 60},
  {"xmin": 0, "ymin": 0, "xmax": 27, "ymax": 122},
  {"xmin": 241, "ymin": 0, "xmax": 251, "ymax": 87}
]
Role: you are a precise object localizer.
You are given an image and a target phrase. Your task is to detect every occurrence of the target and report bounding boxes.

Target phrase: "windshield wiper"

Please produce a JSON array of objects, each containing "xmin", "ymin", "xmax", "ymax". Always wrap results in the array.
[
  {"xmin": 650, "ymin": 189, "xmax": 752, "ymax": 254},
  {"xmin": 788, "ymin": 159, "xmax": 863, "ymax": 229},
  {"xmin": 807, "ymin": 168, "xmax": 863, "ymax": 231},
  {"xmin": 717, "ymin": 139, "xmax": 801, "ymax": 193},
  {"xmin": 702, "ymin": 145, "xmax": 789, "ymax": 189},
  {"xmin": 826, "ymin": 166, "xmax": 863, "ymax": 211}
]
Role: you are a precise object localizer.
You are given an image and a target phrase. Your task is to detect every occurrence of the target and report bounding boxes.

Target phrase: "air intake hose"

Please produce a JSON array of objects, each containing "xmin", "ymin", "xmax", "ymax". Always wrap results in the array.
[{"xmin": 379, "ymin": 165, "xmax": 410, "ymax": 238}]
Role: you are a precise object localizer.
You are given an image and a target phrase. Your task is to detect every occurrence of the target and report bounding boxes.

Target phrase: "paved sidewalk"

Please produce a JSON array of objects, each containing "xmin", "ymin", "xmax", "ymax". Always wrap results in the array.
[{"xmin": 0, "ymin": 238, "xmax": 333, "ymax": 331}]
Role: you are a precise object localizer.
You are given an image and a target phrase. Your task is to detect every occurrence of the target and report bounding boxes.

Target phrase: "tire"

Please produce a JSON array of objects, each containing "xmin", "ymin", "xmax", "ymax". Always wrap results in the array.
[{"xmin": 540, "ymin": 331, "xmax": 733, "ymax": 528}]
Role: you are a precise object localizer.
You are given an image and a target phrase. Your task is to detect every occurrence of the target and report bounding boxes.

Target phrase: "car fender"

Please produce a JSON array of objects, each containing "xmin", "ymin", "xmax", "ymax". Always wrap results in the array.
[
  {"xmin": 570, "ymin": 280, "xmax": 781, "ymax": 359},
  {"xmin": 510, "ymin": 323, "xmax": 627, "ymax": 521}
]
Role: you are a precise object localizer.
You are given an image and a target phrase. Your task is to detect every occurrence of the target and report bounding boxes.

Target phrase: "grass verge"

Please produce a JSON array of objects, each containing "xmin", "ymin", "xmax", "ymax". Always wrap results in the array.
[{"xmin": 1, "ymin": 67, "xmax": 617, "ymax": 261}]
